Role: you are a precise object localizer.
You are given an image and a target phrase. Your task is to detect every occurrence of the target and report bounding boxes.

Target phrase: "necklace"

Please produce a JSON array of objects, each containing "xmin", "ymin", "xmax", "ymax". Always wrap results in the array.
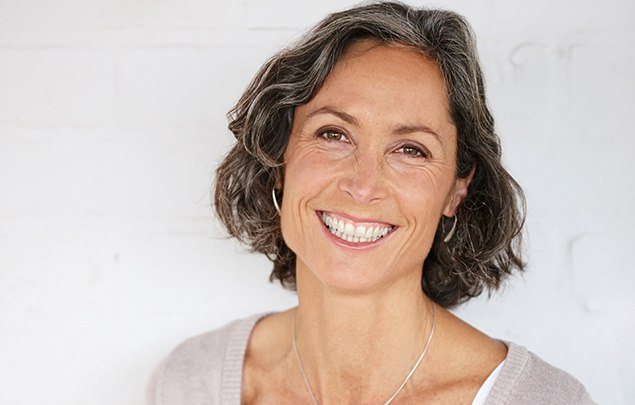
[{"xmin": 292, "ymin": 302, "xmax": 437, "ymax": 405}]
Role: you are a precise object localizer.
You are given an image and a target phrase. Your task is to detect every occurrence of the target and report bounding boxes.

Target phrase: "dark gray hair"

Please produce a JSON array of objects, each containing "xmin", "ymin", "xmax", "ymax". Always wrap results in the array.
[{"xmin": 214, "ymin": 0, "xmax": 526, "ymax": 308}]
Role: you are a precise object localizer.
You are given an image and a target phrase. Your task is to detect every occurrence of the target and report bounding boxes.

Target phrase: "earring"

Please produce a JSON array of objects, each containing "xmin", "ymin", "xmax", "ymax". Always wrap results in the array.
[
  {"xmin": 443, "ymin": 215, "xmax": 457, "ymax": 243},
  {"xmin": 272, "ymin": 187, "xmax": 281, "ymax": 214}
]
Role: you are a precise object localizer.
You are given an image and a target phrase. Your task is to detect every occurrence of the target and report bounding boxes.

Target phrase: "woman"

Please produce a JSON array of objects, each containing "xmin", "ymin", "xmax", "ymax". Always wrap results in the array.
[{"xmin": 147, "ymin": 2, "xmax": 595, "ymax": 404}]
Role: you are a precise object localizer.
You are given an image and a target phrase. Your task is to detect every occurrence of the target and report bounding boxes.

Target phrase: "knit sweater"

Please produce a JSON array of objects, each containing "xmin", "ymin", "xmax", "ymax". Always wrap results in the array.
[{"xmin": 146, "ymin": 311, "xmax": 597, "ymax": 404}]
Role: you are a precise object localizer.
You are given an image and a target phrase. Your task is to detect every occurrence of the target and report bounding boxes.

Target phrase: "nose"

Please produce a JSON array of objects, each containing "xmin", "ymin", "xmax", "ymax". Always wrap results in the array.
[{"xmin": 337, "ymin": 150, "xmax": 388, "ymax": 205}]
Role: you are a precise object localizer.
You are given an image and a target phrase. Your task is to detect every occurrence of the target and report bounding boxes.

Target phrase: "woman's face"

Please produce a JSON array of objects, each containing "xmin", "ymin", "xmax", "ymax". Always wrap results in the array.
[{"xmin": 279, "ymin": 38, "xmax": 474, "ymax": 292}]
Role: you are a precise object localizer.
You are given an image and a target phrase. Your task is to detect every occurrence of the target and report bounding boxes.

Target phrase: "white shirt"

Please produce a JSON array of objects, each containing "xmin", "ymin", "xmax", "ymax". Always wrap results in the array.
[{"xmin": 472, "ymin": 359, "xmax": 506, "ymax": 405}]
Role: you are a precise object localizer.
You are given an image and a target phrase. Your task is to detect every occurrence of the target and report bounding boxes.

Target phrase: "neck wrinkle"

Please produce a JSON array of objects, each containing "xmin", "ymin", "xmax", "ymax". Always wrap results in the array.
[{"xmin": 293, "ymin": 259, "xmax": 436, "ymax": 404}]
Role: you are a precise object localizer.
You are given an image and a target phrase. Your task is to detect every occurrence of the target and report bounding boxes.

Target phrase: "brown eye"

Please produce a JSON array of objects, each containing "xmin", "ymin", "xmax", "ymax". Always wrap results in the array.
[
  {"xmin": 396, "ymin": 144, "xmax": 427, "ymax": 158},
  {"xmin": 318, "ymin": 129, "xmax": 350, "ymax": 143}
]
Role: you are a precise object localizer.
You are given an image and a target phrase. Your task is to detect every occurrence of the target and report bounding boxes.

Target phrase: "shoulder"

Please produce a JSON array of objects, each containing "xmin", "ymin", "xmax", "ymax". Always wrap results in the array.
[
  {"xmin": 145, "ymin": 311, "xmax": 274, "ymax": 405},
  {"xmin": 486, "ymin": 340, "xmax": 597, "ymax": 405}
]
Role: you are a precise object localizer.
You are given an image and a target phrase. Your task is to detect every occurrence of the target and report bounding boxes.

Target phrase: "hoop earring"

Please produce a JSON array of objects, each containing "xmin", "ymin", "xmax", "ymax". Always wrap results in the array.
[
  {"xmin": 272, "ymin": 188, "xmax": 281, "ymax": 214},
  {"xmin": 443, "ymin": 215, "xmax": 457, "ymax": 243}
]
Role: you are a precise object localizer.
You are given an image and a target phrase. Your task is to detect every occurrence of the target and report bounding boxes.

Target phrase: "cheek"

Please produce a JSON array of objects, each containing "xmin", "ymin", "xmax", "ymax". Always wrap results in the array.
[
  {"xmin": 388, "ymin": 163, "xmax": 449, "ymax": 209},
  {"xmin": 280, "ymin": 146, "xmax": 336, "ymax": 249},
  {"xmin": 386, "ymin": 164, "xmax": 453, "ymax": 248},
  {"xmin": 284, "ymin": 146, "xmax": 340, "ymax": 196}
]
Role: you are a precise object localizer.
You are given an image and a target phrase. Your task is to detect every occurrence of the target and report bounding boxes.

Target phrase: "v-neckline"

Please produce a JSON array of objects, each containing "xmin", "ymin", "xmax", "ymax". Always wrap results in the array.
[{"xmin": 218, "ymin": 311, "xmax": 528, "ymax": 405}]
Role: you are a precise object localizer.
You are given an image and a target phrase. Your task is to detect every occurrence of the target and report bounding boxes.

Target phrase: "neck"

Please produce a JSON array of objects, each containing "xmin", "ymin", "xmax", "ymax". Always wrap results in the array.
[{"xmin": 292, "ymin": 258, "xmax": 437, "ymax": 403}]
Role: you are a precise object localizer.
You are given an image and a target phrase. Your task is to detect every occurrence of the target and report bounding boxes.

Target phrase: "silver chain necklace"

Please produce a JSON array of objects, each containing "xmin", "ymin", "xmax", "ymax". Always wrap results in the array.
[{"xmin": 292, "ymin": 302, "xmax": 437, "ymax": 405}]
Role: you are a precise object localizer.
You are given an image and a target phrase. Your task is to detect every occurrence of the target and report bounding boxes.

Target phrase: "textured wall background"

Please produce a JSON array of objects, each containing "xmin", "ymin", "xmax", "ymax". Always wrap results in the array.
[{"xmin": 1, "ymin": 0, "xmax": 633, "ymax": 403}]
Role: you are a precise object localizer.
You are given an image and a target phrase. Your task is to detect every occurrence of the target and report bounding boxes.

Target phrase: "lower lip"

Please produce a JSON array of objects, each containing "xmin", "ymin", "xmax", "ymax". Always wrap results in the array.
[{"xmin": 315, "ymin": 211, "xmax": 397, "ymax": 251}]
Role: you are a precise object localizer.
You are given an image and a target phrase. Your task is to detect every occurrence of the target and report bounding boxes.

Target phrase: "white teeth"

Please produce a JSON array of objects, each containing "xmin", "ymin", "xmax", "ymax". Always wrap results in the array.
[
  {"xmin": 337, "ymin": 219, "xmax": 345, "ymax": 234},
  {"xmin": 321, "ymin": 213, "xmax": 393, "ymax": 243},
  {"xmin": 320, "ymin": 211, "xmax": 394, "ymax": 244},
  {"xmin": 354, "ymin": 225, "xmax": 366, "ymax": 237}
]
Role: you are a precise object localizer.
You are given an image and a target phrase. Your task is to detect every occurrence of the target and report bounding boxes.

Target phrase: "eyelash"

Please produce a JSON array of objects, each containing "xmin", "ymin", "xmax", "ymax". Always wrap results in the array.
[
  {"xmin": 319, "ymin": 130, "xmax": 349, "ymax": 143},
  {"xmin": 317, "ymin": 129, "xmax": 429, "ymax": 159},
  {"xmin": 397, "ymin": 144, "xmax": 427, "ymax": 158}
]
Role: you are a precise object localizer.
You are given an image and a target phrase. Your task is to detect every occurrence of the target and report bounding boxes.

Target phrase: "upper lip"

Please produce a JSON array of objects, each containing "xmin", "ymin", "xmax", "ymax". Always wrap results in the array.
[{"xmin": 319, "ymin": 210, "xmax": 396, "ymax": 228}]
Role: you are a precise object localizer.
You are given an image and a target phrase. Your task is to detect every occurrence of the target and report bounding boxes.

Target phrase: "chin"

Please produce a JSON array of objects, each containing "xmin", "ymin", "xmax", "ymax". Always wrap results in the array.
[{"xmin": 306, "ymin": 259, "xmax": 389, "ymax": 293}]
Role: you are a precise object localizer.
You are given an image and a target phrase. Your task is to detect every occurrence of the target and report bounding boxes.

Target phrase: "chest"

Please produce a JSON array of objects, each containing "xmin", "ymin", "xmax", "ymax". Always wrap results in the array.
[
  {"xmin": 241, "ymin": 359, "xmax": 307, "ymax": 404},
  {"xmin": 241, "ymin": 362, "xmax": 483, "ymax": 405}
]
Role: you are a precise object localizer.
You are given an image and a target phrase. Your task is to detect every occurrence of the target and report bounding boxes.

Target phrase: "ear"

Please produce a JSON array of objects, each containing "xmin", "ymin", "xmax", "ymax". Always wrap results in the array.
[{"xmin": 442, "ymin": 163, "xmax": 476, "ymax": 217}]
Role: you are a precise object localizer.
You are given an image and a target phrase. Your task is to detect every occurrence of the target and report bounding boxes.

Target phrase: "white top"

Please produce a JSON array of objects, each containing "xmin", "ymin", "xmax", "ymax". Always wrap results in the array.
[{"xmin": 472, "ymin": 359, "xmax": 506, "ymax": 405}]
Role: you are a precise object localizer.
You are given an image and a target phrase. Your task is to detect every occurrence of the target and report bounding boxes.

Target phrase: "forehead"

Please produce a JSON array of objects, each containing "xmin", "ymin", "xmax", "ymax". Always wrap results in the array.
[{"xmin": 296, "ymin": 38, "xmax": 453, "ymax": 132}]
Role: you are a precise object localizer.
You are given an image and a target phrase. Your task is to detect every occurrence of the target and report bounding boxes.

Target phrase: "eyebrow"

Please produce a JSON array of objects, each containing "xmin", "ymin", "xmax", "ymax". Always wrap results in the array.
[{"xmin": 306, "ymin": 106, "xmax": 442, "ymax": 142}]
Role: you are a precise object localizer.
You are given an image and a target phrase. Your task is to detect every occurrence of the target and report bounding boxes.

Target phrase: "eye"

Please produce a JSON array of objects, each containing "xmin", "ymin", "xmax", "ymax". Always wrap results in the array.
[
  {"xmin": 318, "ymin": 129, "xmax": 350, "ymax": 143},
  {"xmin": 396, "ymin": 144, "xmax": 428, "ymax": 158}
]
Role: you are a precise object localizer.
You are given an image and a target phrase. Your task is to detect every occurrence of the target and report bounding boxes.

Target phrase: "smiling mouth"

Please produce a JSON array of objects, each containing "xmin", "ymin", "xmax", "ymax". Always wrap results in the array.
[{"xmin": 317, "ymin": 210, "xmax": 397, "ymax": 244}]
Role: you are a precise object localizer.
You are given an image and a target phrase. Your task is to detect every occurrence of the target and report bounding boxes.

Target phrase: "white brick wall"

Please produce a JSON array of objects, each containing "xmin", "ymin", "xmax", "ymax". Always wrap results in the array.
[{"xmin": 1, "ymin": 0, "xmax": 633, "ymax": 403}]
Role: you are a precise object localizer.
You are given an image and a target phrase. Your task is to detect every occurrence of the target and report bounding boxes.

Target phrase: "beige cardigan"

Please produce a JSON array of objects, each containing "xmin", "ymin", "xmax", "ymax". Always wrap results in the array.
[{"xmin": 146, "ymin": 311, "xmax": 597, "ymax": 404}]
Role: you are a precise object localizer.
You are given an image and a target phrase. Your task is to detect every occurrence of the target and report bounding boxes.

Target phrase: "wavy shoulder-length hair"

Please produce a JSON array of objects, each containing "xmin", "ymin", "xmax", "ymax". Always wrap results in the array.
[{"xmin": 214, "ymin": 0, "xmax": 526, "ymax": 308}]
